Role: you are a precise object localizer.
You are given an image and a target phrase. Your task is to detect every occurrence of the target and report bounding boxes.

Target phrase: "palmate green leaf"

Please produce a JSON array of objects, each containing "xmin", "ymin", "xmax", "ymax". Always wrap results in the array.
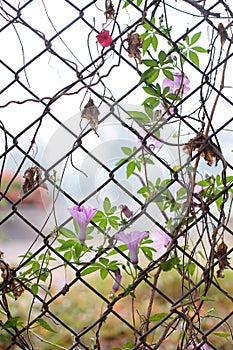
[
  {"xmin": 60, "ymin": 227, "xmax": 77, "ymax": 239},
  {"xmin": 141, "ymin": 59, "xmax": 158, "ymax": 67},
  {"xmin": 36, "ymin": 318, "xmax": 57, "ymax": 333},
  {"xmin": 190, "ymin": 31, "xmax": 202, "ymax": 45},
  {"xmin": 143, "ymin": 86, "xmax": 157, "ymax": 96},
  {"xmin": 149, "ymin": 312, "xmax": 168, "ymax": 322},
  {"xmin": 100, "ymin": 268, "xmax": 108, "ymax": 280},
  {"xmin": 151, "ymin": 34, "xmax": 158, "ymax": 51},
  {"xmin": 127, "ymin": 110, "xmax": 151, "ymax": 123},
  {"xmin": 192, "ymin": 46, "xmax": 207, "ymax": 53},
  {"xmin": 81, "ymin": 264, "xmax": 101, "ymax": 276},
  {"xmin": 127, "ymin": 161, "xmax": 136, "ymax": 178},
  {"xmin": 3, "ymin": 316, "xmax": 23, "ymax": 329},
  {"xmin": 189, "ymin": 50, "xmax": 199, "ymax": 67},
  {"xmin": 121, "ymin": 146, "xmax": 132, "ymax": 155},
  {"xmin": 142, "ymin": 36, "xmax": 152, "ymax": 55},
  {"xmin": 103, "ymin": 197, "xmax": 111, "ymax": 213},
  {"xmin": 160, "ymin": 257, "xmax": 180, "ymax": 271}
]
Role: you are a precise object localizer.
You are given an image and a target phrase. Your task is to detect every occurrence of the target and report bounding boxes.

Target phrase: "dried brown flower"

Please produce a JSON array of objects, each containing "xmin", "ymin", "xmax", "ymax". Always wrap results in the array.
[
  {"xmin": 183, "ymin": 132, "xmax": 220, "ymax": 166},
  {"xmin": 214, "ymin": 241, "xmax": 231, "ymax": 278},
  {"xmin": 127, "ymin": 33, "xmax": 143, "ymax": 64},
  {"xmin": 22, "ymin": 166, "xmax": 48, "ymax": 194},
  {"xmin": 81, "ymin": 98, "xmax": 100, "ymax": 136},
  {"xmin": 104, "ymin": 0, "xmax": 115, "ymax": 21}
]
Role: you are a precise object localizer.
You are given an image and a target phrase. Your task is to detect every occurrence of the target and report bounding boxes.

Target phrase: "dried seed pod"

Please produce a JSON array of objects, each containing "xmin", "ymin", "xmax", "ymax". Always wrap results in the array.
[
  {"xmin": 214, "ymin": 241, "xmax": 231, "ymax": 278},
  {"xmin": 81, "ymin": 98, "xmax": 100, "ymax": 136}
]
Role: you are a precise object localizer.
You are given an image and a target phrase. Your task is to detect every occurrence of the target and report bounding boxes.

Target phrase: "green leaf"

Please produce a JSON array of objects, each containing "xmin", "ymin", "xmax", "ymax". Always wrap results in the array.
[
  {"xmin": 127, "ymin": 162, "xmax": 136, "ymax": 178},
  {"xmin": 100, "ymin": 268, "xmax": 108, "ymax": 280},
  {"xmin": 39, "ymin": 284, "xmax": 52, "ymax": 297},
  {"xmin": 107, "ymin": 244, "xmax": 128, "ymax": 256},
  {"xmin": 99, "ymin": 257, "xmax": 109, "ymax": 266},
  {"xmin": 160, "ymin": 257, "xmax": 180, "ymax": 271},
  {"xmin": 149, "ymin": 312, "xmax": 168, "ymax": 322},
  {"xmin": 190, "ymin": 31, "xmax": 201, "ymax": 45},
  {"xmin": 185, "ymin": 35, "xmax": 190, "ymax": 45},
  {"xmin": 123, "ymin": 341, "xmax": 134, "ymax": 349},
  {"xmin": 81, "ymin": 264, "xmax": 101, "ymax": 276},
  {"xmin": 121, "ymin": 147, "xmax": 132, "ymax": 156},
  {"xmin": 146, "ymin": 69, "xmax": 160, "ymax": 84},
  {"xmin": 64, "ymin": 250, "xmax": 72, "ymax": 262},
  {"xmin": 213, "ymin": 332, "xmax": 230, "ymax": 338},
  {"xmin": 141, "ymin": 59, "xmax": 158, "ymax": 67},
  {"xmin": 163, "ymin": 69, "xmax": 174, "ymax": 81},
  {"xmin": 127, "ymin": 110, "xmax": 150, "ymax": 123},
  {"xmin": 137, "ymin": 0, "xmax": 143, "ymax": 5},
  {"xmin": 188, "ymin": 262, "xmax": 196, "ymax": 276},
  {"xmin": 142, "ymin": 96, "xmax": 160, "ymax": 109},
  {"xmin": 3, "ymin": 316, "xmax": 23, "ymax": 329},
  {"xmin": 143, "ymin": 86, "xmax": 157, "ymax": 96},
  {"xmin": 196, "ymin": 179, "xmax": 210, "ymax": 187},
  {"xmin": 151, "ymin": 34, "xmax": 158, "ymax": 51},
  {"xmin": 104, "ymin": 197, "xmax": 111, "ymax": 213},
  {"xmin": 191, "ymin": 46, "xmax": 207, "ymax": 53},
  {"xmin": 36, "ymin": 318, "xmax": 57, "ymax": 333},
  {"xmin": 31, "ymin": 283, "xmax": 39, "ymax": 296},
  {"xmin": 142, "ymin": 36, "xmax": 152, "ymax": 55},
  {"xmin": 200, "ymin": 296, "xmax": 215, "ymax": 302},
  {"xmin": 158, "ymin": 50, "xmax": 167, "ymax": 64},
  {"xmin": 60, "ymin": 227, "xmax": 77, "ymax": 239},
  {"xmin": 189, "ymin": 50, "xmax": 199, "ymax": 67}
]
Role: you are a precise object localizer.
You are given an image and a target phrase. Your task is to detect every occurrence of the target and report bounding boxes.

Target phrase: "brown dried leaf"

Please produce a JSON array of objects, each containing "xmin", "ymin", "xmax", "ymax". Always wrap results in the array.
[
  {"xmin": 183, "ymin": 132, "xmax": 220, "ymax": 166},
  {"xmin": 81, "ymin": 98, "xmax": 100, "ymax": 136},
  {"xmin": 127, "ymin": 33, "xmax": 143, "ymax": 64},
  {"xmin": 214, "ymin": 241, "xmax": 231, "ymax": 278},
  {"xmin": 104, "ymin": 0, "xmax": 115, "ymax": 20},
  {"xmin": 22, "ymin": 166, "xmax": 48, "ymax": 194}
]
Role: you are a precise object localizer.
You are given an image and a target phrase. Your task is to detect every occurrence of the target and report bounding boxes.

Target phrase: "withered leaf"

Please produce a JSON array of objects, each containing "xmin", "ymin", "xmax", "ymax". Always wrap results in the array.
[
  {"xmin": 214, "ymin": 241, "xmax": 231, "ymax": 278},
  {"xmin": 127, "ymin": 33, "xmax": 143, "ymax": 64},
  {"xmin": 104, "ymin": 0, "xmax": 115, "ymax": 20},
  {"xmin": 183, "ymin": 132, "xmax": 220, "ymax": 166},
  {"xmin": 22, "ymin": 166, "xmax": 48, "ymax": 194},
  {"xmin": 81, "ymin": 98, "xmax": 100, "ymax": 136}
]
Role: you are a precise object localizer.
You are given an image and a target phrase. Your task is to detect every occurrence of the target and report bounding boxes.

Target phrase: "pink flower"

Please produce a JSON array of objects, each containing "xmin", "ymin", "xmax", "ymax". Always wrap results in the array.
[
  {"xmin": 121, "ymin": 205, "xmax": 133, "ymax": 218},
  {"xmin": 162, "ymin": 72, "xmax": 190, "ymax": 95},
  {"xmin": 112, "ymin": 269, "xmax": 122, "ymax": 293},
  {"xmin": 96, "ymin": 30, "xmax": 113, "ymax": 47},
  {"xmin": 176, "ymin": 184, "xmax": 203, "ymax": 205},
  {"xmin": 68, "ymin": 205, "xmax": 97, "ymax": 243},
  {"xmin": 114, "ymin": 230, "xmax": 148, "ymax": 265},
  {"xmin": 138, "ymin": 129, "xmax": 162, "ymax": 150},
  {"xmin": 150, "ymin": 228, "xmax": 170, "ymax": 252}
]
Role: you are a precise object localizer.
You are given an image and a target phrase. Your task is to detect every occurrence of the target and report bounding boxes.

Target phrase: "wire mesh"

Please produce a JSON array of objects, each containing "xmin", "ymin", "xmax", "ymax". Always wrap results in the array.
[{"xmin": 0, "ymin": 0, "xmax": 233, "ymax": 349}]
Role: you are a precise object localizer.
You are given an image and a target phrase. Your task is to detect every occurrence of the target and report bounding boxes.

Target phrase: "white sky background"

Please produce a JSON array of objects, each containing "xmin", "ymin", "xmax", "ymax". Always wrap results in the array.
[{"xmin": 0, "ymin": 0, "xmax": 233, "ymax": 217}]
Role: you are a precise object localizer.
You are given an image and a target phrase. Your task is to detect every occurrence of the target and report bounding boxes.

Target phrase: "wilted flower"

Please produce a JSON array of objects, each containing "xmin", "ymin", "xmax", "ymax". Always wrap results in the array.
[
  {"xmin": 68, "ymin": 205, "xmax": 97, "ymax": 243},
  {"xmin": 138, "ymin": 129, "xmax": 162, "ymax": 150},
  {"xmin": 121, "ymin": 205, "xmax": 133, "ymax": 218},
  {"xmin": 127, "ymin": 32, "xmax": 143, "ymax": 63},
  {"xmin": 96, "ymin": 30, "xmax": 113, "ymax": 47},
  {"xmin": 81, "ymin": 98, "xmax": 100, "ymax": 136},
  {"xmin": 150, "ymin": 228, "xmax": 170, "ymax": 252},
  {"xmin": 114, "ymin": 230, "xmax": 148, "ymax": 265},
  {"xmin": 112, "ymin": 269, "xmax": 122, "ymax": 293},
  {"xmin": 162, "ymin": 72, "xmax": 190, "ymax": 96}
]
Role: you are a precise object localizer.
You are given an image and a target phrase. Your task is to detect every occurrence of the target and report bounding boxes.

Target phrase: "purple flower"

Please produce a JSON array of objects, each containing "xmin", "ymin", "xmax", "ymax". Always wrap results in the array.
[
  {"xmin": 68, "ymin": 205, "xmax": 97, "ymax": 243},
  {"xmin": 138, "ymin": 129, "xmax": 162, "ymax": 150},
  {"xmin": 162, "ymin": 72, "xmax": 190, "ymax": 96},
  {"xmin": 121, "ymin": 205, "xmax": 133, "ymax": 218},
  {"xmin": 112, "ymin": 269, "xmax": 122, "ymax": 293},
  {"xmin": 189, "ymin": 342, "xmax": 209, "ymax": 350},
  {"xmin": 150, "ymin": 228, "xmax": 170, "ymax": 252},
  {"xmin": 114, "ymin": 230, "xmax": 148, "ymax": 265}
]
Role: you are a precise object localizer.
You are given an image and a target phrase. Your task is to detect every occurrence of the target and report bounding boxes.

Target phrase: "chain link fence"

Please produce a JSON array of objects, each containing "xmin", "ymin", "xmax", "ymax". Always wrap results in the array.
[{"xmin": 0, "ymin": 0, "xmax": 233, "ymax": 349}]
